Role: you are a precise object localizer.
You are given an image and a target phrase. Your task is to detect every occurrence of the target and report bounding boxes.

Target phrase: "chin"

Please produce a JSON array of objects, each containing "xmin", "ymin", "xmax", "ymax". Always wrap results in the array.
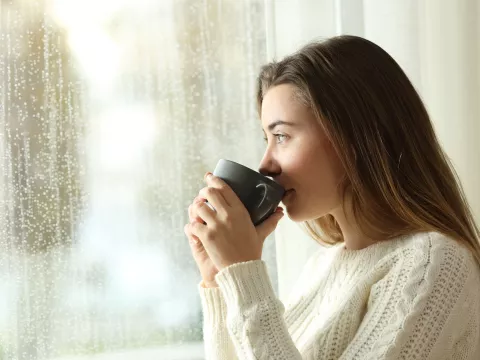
[
  {"xmin": 286, "ymin": 212, "xmax": 319, "ymax": 223},
  {"xmin": 282, "ymin": 199, "xmax": 331, "ymax": 223},
  {"xmin": 281, "ymin": 203, "xmax": 311, "ymax": 223}
]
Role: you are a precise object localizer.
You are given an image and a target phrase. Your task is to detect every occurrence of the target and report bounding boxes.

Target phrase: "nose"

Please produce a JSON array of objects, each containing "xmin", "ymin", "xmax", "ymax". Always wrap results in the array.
[{"xmin": 258, "ymin": 149, "xmax": 281, "ymax": 178}]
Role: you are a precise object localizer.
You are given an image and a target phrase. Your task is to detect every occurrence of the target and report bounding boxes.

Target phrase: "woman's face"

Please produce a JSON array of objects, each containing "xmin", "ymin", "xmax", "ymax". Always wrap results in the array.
[{"xmin": 259, "ymin": 84, "xmax": 345, "ymax": 222}]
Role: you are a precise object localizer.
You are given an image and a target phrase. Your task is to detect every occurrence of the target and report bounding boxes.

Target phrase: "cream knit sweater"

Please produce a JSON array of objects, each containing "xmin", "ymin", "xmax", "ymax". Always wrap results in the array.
[{"xmin": 198, "ymin": 232, "xmax": 480, "ymax": 359}]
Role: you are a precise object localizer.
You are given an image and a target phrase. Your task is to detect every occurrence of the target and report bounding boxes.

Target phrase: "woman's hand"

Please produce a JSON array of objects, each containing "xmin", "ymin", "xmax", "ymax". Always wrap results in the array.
[
  {"xmin": 184, "ymin": 172, "xmax": 284, "ymax": 272},
  {"xmin": 185, "ymin": 196, "xmax": 220, "ymax": 287}
]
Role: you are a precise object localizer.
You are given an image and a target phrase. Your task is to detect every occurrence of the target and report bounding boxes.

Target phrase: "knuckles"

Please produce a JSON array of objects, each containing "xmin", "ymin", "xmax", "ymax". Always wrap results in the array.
[{"xmin": 200, "ymin": 186, "xmax": 218, "ymax": 198}]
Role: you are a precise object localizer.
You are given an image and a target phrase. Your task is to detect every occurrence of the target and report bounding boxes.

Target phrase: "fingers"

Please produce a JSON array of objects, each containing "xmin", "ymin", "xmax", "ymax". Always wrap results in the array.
[
  {"xmin": 184, "ymin": 223, "xmax": 201, "ymax": 246},
  {"xmin": 204, "ymin": 173, "xmax": 242, "ymax": 208},
  {"xmin": 256, "ymin": 207, "xmax": 284, "ymax": 240},
  {"xmin": 185, "ymin": 221, "xmax": 208, "ymax": 243},
  {"xmin": 190, "ymin": 199, "xmax": 217, "ymax": 225},
  {"xmin": 189, "ymin": 196, "xmax": 206, "ymax": 224},
  {"xmin": 193, "ymin": 201, "xmax": 217, "ymax": 224},
  {"xmin": 198, "ymin": 186, "xmax": 228, "ymax": 216}
]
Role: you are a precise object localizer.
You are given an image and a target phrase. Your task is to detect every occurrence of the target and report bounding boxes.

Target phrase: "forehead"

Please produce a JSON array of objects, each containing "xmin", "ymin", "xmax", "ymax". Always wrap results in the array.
[
  {"xmin": 262, "ymin": 84, "xmax": 298, "ymax": 111},
  {"xmin": 261, "ymin": 84, "xmax": 308, "ymax": 127}
]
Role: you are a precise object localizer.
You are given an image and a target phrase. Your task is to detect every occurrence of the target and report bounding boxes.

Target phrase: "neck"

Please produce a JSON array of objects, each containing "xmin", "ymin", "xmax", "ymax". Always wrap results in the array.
[{"xmin": 329, "ymin": 206, "xmax": 378, "ymax": 250}]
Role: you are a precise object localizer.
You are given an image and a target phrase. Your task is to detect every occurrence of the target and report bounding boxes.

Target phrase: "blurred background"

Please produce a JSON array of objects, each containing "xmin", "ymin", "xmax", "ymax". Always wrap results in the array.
[{"xmin": 0, "ymin": 0, "xmax": 478, "ymax": 359}]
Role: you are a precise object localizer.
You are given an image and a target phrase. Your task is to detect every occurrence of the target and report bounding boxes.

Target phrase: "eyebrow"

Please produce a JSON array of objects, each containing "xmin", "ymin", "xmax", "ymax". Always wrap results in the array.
[{"xmin": 263, "ymin": 120, "xmax": 296, "ymax": 133}]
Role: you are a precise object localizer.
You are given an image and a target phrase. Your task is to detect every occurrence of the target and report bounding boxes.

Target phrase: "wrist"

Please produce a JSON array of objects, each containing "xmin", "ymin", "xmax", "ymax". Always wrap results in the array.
[{"xmin": 202, "ymin": 279, "xmax": 219, "ymax": 288}]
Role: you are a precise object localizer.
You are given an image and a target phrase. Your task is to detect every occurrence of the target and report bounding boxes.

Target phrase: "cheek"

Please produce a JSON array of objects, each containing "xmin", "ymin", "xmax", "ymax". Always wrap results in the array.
[
  {"xmin": 283, "ymin": 136, "xmax": 344, "ymax": 191},
  {"xmin": 282, "ymin": 149, "xmax": 314, "ymax": 177},
  {"xmin": 305, "ymin": 142, "xmax": 344, "ymax": 195}
]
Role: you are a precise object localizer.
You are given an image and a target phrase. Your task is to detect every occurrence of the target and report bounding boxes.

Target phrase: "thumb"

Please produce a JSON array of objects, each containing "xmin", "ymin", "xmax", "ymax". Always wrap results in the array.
[{"xmin": 256, "ymin": 208, "xmax": 284, "ymax": 240}]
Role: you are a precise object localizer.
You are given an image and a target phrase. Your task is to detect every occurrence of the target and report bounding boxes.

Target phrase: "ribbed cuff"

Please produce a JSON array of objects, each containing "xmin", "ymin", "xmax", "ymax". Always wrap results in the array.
[
  {"xmin": 215, "ymin": 260, "xmax": 276, "ymax": 307},
  {"xmin": 198, "ymin": 281, "xmax": 228, "ymax": 327}
]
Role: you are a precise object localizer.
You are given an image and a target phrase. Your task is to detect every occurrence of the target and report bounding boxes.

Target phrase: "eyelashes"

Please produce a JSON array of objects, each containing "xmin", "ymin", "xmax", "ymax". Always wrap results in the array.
[{"xmin": 263, "ymin": 134, "xmax": 288, "ymax": 144}]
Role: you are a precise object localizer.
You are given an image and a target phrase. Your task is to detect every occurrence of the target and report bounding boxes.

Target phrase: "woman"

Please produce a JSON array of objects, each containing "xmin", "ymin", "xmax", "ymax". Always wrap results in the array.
[{"xmin": 184, "ymin": 35, "xmax": 480, "ymax": 359}]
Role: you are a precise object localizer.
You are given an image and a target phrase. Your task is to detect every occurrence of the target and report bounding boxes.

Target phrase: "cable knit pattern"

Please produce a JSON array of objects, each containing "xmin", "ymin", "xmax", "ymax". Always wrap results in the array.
[{"xmin": 197, "ymin": 232, "xmax": 480, "ymax": 359}]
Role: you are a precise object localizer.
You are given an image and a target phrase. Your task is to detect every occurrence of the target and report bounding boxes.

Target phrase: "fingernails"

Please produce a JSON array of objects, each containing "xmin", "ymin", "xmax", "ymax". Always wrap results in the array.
[{"xmin": 204, "ymin": 172, "xmax": 213, "ymax": 181}]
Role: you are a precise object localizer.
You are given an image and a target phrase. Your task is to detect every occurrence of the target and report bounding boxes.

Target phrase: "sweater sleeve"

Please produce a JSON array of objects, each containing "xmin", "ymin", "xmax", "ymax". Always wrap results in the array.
[
  {"xmin": 198, "ymin": 282, "xmax": 238, "ymax": 360},
  {"xmin": 213, "ymin": 260, "xmax": 303, "ymax": 360},
  {"xmin": 198, "ymin": 261, "xmax": 303, "ymax": 360},
  {"xmin": 339, "ymin": 238, "xmax": 480, "ymax": 360},
  {"xmin": 197, "ymin": 247, "xmax": 326, "ymax": 360}
]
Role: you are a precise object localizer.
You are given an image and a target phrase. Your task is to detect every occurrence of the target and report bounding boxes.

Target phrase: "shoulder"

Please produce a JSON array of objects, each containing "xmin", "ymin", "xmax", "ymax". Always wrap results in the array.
[
  {"xmin": 367, "ymin": 232, "xmax": 480, "ymax": 327},
  {"xmin": 400, "ymin": 231, "xmax": 476, "ymax": 264},
  {"xmin": 392, "ymin": 231, "xmax": 480, "ymax": 291},
  {"xmin": 361, "ymin": 233, "xmax": 480, "ymax": 359}
]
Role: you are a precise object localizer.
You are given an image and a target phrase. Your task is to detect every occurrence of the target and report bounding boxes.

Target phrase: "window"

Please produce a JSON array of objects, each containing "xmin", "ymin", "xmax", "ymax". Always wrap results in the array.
[{"xmin": 0, "ymin": 0, "xmax": 277, "ymax": 358}]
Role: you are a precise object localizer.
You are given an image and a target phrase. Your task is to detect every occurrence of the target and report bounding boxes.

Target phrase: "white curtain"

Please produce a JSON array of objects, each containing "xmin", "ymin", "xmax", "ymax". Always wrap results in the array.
[{"xmin": 272, "ymin": 0, "xmax": 480, "ymax": 302}]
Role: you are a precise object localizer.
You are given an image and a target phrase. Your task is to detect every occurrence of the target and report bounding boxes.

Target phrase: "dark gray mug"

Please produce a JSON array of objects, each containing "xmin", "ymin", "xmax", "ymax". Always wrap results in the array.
[{"xmin": 210, "ymin": 159, "xmax": 285, "ymax": 226}]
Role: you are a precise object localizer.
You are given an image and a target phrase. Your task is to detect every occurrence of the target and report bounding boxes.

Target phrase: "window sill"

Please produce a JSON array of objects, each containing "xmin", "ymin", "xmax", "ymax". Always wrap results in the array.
[{"xmin": 52, "ymin": 342, "xmax": 205, "ymax": 360}]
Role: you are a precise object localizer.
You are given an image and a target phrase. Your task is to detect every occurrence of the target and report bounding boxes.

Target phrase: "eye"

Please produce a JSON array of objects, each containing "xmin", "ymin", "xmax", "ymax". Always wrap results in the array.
[
  {"xmin": 263, "ymin": 134, "xmax": 288, "ymax": 144},
  {"xmin": 274, "ymin": 134, "xmax": 287, "ymax": 143}
]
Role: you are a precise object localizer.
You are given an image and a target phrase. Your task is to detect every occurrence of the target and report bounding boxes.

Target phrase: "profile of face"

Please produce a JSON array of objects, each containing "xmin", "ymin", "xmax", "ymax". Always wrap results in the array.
[{"xmin": 259, "ymin": 84, "xmax": 345, "ymax": 222}]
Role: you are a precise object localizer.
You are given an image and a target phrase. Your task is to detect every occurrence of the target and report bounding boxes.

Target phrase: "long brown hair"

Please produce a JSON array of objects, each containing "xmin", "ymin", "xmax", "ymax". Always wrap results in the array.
[{"xmin": 256, "ymin": 35, "xmax": 480, "ymax": 264}]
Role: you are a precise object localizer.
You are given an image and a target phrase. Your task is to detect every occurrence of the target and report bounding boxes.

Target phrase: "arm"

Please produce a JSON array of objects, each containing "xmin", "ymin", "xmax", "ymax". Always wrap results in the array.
[
  {"xmin": 198, "ymin": 247, "xmax": 326, "ymax": 360},
  {"xmin": 198, "ymin": 282, "xmax": 238, "ymax": 360},
  {"xmin": 198, "ymin": 262, "xmax": 303, "ymax": 360},
  {"xmin": 215, "ymin": 260, "xmax": 303, "ymax": 360},
  {"xmin": 339, "ymin": 240, "xmax": 480, "ymax": 360}
]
